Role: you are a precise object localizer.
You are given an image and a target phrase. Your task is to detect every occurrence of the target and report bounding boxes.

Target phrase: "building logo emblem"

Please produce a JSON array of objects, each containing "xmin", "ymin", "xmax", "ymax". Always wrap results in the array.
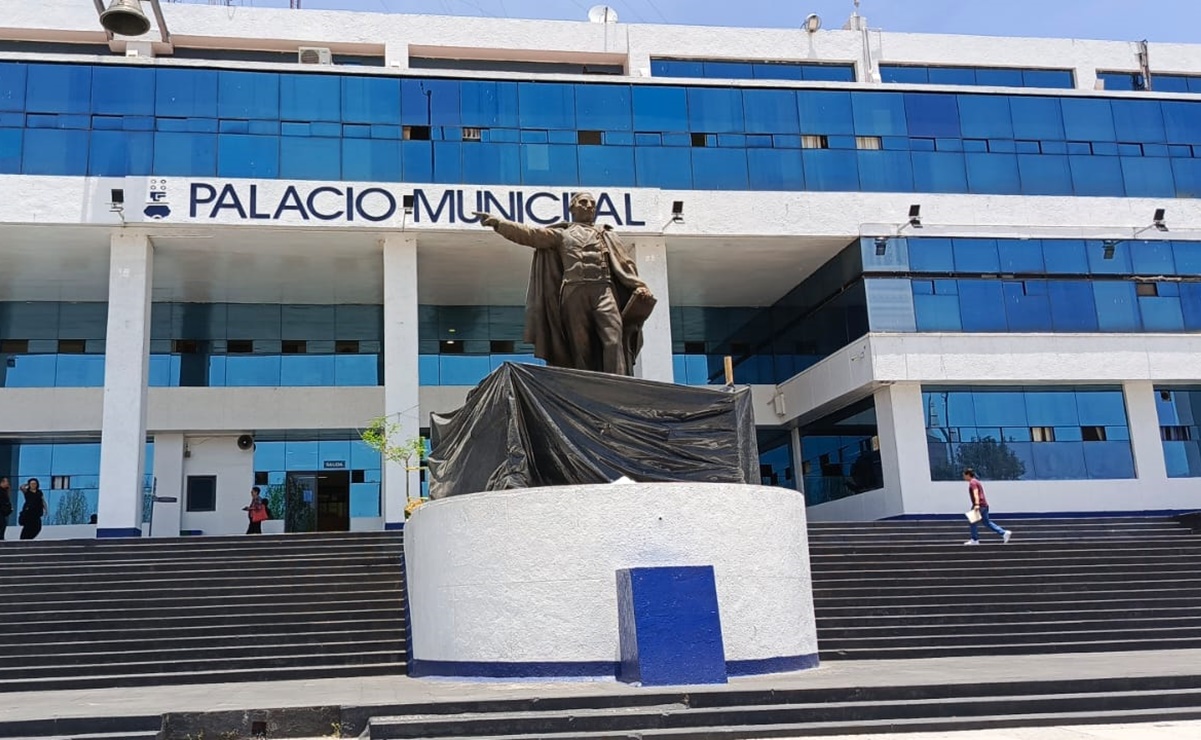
[{"xmin": 144, "ymin": 179, "xmax": 171, "ymax": 220}]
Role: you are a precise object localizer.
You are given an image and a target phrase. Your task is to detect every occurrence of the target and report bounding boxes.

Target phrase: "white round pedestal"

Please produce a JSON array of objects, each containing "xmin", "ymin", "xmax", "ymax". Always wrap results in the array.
[{"xmin": 403, "ymin": 482, "xmax": 818, "ymax": 680}]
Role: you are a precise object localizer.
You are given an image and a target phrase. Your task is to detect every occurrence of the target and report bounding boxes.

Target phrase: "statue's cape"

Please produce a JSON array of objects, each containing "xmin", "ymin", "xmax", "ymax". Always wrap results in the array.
[{"xmin": 523, "ymin": 223, "xmax": 655, "ymax": 371}]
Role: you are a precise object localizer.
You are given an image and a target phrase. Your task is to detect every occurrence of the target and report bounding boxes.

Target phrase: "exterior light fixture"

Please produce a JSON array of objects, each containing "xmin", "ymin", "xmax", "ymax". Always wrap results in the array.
[
  {"xmin": 1153, "ymin": 207, "xmax": 1167, "ymax": 232},
  {"xmin": 671, "ymin": 201, "xmax": 685, "ymax": 224},
  {"xmin": 1102, "ymin": 240, "xmax": 1118, "ymax": 260},
  {"xmin": 908, "ymin": 204, "xmax": 922, "ymax": 228},
  {"xmin": 804, "ymin": 13, "xmax": 822, "ymax": 33},
  {"xmin": 403, "ymin": 195, "xmax": 415, "ymax": 215},
  {"xmin": 874, "ymin": 237, "xmax": 889, "ymax": 256}
]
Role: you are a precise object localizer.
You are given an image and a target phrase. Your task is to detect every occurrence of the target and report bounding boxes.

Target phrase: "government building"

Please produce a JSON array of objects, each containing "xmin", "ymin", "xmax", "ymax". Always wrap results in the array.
[{"xmin": 2, "ymin": 0, "xmax": 1201, "ymax": 538}]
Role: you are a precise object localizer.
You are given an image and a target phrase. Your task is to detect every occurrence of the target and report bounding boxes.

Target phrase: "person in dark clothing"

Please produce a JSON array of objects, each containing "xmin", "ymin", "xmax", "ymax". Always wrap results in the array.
[
  {"xmin": 18, "ymin": 478, "xmax": 46, "ymax": 540},
  {"xmin": 0, "ymin": 477, "xmax": 12, "ymax": 540},
  {"xmin": 963, "ymin": 468, "xmax": 1012, "ymax": 546},
  {"xmin": 243, "ymin": 486, "xmax": 268, "ymax": 535}
]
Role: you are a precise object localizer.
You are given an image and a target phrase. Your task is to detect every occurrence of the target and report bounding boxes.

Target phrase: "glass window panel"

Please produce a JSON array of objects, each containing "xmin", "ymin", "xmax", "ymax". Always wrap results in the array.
[
  {"xmin": 865, "ymin": 279, "xmax": 917, "ymax": 332},
  {"xmin": 342, "ymin": 76, "xmax": 400, "ymax": 124},
  {"xmin": 520, "ymin": 143, "xmax": 577, "ymax": 186},
  {"xmin": 1003, "ymin": 282, "xmax": 1051, "ymax": 331},
  {"xmin": 1140, "ymin": 296, "xmax": 1185, "ymax": 331},
  {"xmin": 701, "ymin": 61, "xmax": 753, "ymax": 79},
  {"xmin": 22, "ymin": 129, "xmax": 88, "ymax": 176},
  {"xmin": 460, "ymin": 80, "xmax": 519, "ymax": 128},
  {"xmin": 217, "ymin": 71, "xmax": 279, "ymax": 120},
  {"xmin": 911, "ymin": 151, "xmax": 968, "ymax": 193},
  {"xmin": 798, "ymin": 91, "xmax": 854, "ymax": 135},
  {"xmin": 1024, "ymin": 391, "xmax": 1079, "ymax": 426},
  {"xmin": 1016, "ymin": 154, "xmax": 1073, "ymax": 196},
  {"xmin": 1076, "ymin": 390, "xmax": 1129, "ymax": 426},
  {"xmin": 577, "ymin": 144, "xmax": 635, "ymax": 187},
  {"xmin": 26, "ymin": 64, "xmax": 91, "ymax": 114},
  {"xmin": 1069, "ymin": 155, "xmax": 1125, "ymax": 197},
  {"xmin": 1060, "ymin": 98, "xmax": 1116, "ymax": 141},
  {"xmin": 574, "ymin": 84, "xmax": 632, "ymax": 132},
  {"xmin": 974, "ymin": 68, "xmax": 1024, "ymax": 88},
  {"xmin": 856, "ymin": 150, "xmax": 914, "ymax": 192},
  {"xmin": 973, "ymin": 391, "xmax": 1029, "ymax": 426},
  {"xmin": 1120, "ymin": 156, "xmax": 1176, "ymax": 198},
  {"xmin": 686, "ymin": 87, "xmax": 743, "ymax": 132},
  {"xmin": 516, "ymin": 82, "xmax": 574, "ymax": 130},
  {"xmin": 224, "ymin": 355, "xmax": 281, "ymax": 386},
  {"xmin": 634, "ymin": 146, "xmax": 692, "ymax": 188},
  {"xmin": 91, "ymin": 66, "xmax": 155, "ymax": 116},
  {"xmin": 958, "ymin": 280, "xmax": 1007, "ymax": 331},
  {"xmin": 343, "ymin": 138, "xmax": 401, "ymax": 181},
  {"xmin": 851, "ymin": 92, "xmax": 907, "ymax": 136},
  {"xmin": 746, "ymin": 147, "xmax": 804, "ymax": 190},
  {"xmin": 1161, "ymin": 102, "xmax": 1201, "ymax": 144},
  {"xmin": 904, "ymin": 93, "xmax": 960, "ymax": 138},
  {"xmin": 753, "ymin": 63, "xmax": 804, "ymax": 81},
  {"xmin": 1093, "ymin": 282, "xmax": 1141, "ymax": 332},
  {"xmin": 1043, "ymin": 240, "xmax": 1089, "ymax": 274},
  {"xmin": 958, "ymin": 94, "xmax": 1013, "ymax": 139},
  {"xmin": 1048, "ymin": 281, "xmax": 1099, "ymax": 331},
  {"xmin": 743, "ymin": 89, "xmax": 799, "ymax": 133},
  {"xmin": 927, "ymin": 67, "xmax": 976, "ymax": 86},
  {"xmin": 457, "ymin": 140, "xmax": 517, "ymax": 184},
  {"xmin": 1172, "ymin": 158, "xmax": 1201, "ymax": 199},
  {"xmin": 1086, "ymin": 239, "xmax": 1132, "ymax": 275},
  {"xmin": 217, "ymin": 134, "xmax": 279, "ymax": 178},
  {"xmin": 1010, "ymin": 96, "xmax": 1064, "ymax": 140},
  {"xmin": 279, "ymin": 137, "xmax": 340, "ymax": 180},
  {"xmin": 279, "ymin": 73, "xmax": 341, "ymax": 122},
  {"xmin": 880, "ymin": 66, "xmax": 928, "ymax": 84},
  {"xmin": 440, "ymin": 355, "xmax": 492, "ymax": 386},
  {"xmin": 913, "ymin": 293, "xmax": 962, "ymax": 331},
  {"xmin": 910, "ymin": 238, "xmax": 955, "ymax": 272},
  {"xmin": 401, "ymin": 79, "xmax": 460, "ymax": 126},
  {"xmin": 632, "ymin": 85, "xmax": 687, "ymax": 132},
  {"xmin": 964, "ymin": 152, "xmax": 1021, "ymax": 195},
  {"xmin": 153, "ymin": 131, "xmax": 217, "ymax": 177},
  {"xmin": 1110, "ymin": 99, "xmax": 1166, "ymax": 143},
  {"xmin": 1175, "ymin": 242, "xmax": 1201, "ymax": 276},
  {"xmin": 997, "ymin": 239, "xmax": 1044, "ymax": 273},
  {"xmin": 155, "ymin": 68, "xmax": 218, "ymax": 118},
  {"xmin": 278, "ymin": 355, "xmax": 336, "ymax": 386},
  {"xmin": 803, "ymin": 149, "xmax": 859, "ymax": 191},
  {"xmin": 953, "ymin": 239, "xmax": 1000, "ymax": 273},
  {"xmin": 1132, "ymin": 240, "xmax": 1176, "ymax": 275},
  {"xmin": 803, "ymin": 65, "xmax": 855, "ymax": 82},
  {"xmin": 690, "ymin": 148, "xmax": 748, "ymax": 190},
  {"xmin": 0, "ymin": 62, "xmax": 26, "ymax": 112},
  {"xmin": 0, "ymin": 128, "xmax": 20, "ymax": 174},
  {"xmin": 1032, "ymin": 442, "xmax": 1087, "ymax": 479},
  {"xmin": 89, "ymin": 130, "xmax": 153, "ymax": 176},
  {"xmin": 1023, "ymin": 69, "xmax": 1074, "ymax": 89}
]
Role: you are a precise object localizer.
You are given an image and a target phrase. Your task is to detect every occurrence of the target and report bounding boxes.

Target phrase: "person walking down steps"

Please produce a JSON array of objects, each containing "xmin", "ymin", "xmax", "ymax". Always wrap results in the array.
[{"xmin": 963, "ymin": 468, "xmax": 1013, "ymax": 546}]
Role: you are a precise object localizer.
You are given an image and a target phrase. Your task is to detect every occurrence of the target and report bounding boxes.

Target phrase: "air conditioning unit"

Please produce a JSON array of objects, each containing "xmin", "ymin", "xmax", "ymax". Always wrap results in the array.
[{"xmin": 298, "ymin": 46, "xmax": 333, "ymax": 65}]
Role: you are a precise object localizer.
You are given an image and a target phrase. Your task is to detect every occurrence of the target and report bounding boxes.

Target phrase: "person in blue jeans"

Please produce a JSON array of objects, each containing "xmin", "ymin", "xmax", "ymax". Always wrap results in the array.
[{"xmin": 963, "ymin": 468, "xmax": 1012, "ymax": 545}]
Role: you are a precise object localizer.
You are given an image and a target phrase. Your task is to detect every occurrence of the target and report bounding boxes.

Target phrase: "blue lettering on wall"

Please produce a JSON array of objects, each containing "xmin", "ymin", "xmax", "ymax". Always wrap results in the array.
[{"xmin": 183, "ymin": 183, "xmax": 643, "ymax": 226}]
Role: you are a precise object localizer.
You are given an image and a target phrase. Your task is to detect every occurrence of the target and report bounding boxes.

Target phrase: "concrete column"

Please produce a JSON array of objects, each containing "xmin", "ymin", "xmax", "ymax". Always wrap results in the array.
[
  {"xmin": 874, "ymin": 382, "xmax": 930, "ymax": 516},
  {"xmin": 1124, "ymin": 380, "xmax": 1169, "ymax": 481},
  {"xmin": 149, "ymin": 433, "xmax": 184, "ymax": 538},
  {"xmin": 382, "ymin": 234, "xmax": 421, "ymax": 529},
  {"xmin": 790, "ymin": 426, "xmax": 805, "ymax": 498},
  {"xmin": 631, "ymin": 237, "xmax": 674, "ymax": 383},
  {"xmin": 96, "ymin": 232, "xmax": 152, "ymax": 538}
]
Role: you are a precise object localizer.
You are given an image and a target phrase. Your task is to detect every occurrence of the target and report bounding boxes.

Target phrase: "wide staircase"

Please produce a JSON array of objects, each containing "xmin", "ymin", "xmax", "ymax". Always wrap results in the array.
[
  {"xmin": 0, "ymin": 531, "xmax": 407, "ymax": 693},
  {"xmin": 809, "ymin": 515, "xmax": 1201, "ymax": 660}
]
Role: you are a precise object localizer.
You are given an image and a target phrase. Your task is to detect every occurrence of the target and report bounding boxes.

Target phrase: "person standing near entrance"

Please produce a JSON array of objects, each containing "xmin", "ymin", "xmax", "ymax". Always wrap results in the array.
[
  {"xmin": 0, "ymin": 477, "xmax": 12, "ymax": 540},
  {"xmin": 243, "ymin": 486, "xmax": 268, "ymax": 535},
  {"xmin": 963, "ymin": 468, "xmax": 1012, "ymax": 546},
  {"xmin": 18, "ymin": 478, "xmax": 46, "ymax": 540}
]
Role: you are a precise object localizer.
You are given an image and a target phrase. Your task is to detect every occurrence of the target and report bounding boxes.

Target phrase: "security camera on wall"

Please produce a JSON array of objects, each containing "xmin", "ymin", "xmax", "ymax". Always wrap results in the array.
[{"xmin": 237, "ymin": 435, "xmax": 255, "ymax": 451}]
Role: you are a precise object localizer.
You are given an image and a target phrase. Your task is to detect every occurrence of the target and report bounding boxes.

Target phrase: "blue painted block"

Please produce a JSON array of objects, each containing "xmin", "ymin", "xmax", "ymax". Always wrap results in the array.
[{"xmin": 616, "ymin": 565, "xmax": 727, "ymax": 686}]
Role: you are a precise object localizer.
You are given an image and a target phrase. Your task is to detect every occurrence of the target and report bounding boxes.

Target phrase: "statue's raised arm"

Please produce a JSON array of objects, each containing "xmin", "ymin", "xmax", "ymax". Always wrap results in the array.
[{"xmin": 472, "ymin": 211, "xmax": 562, "ymax": 250}]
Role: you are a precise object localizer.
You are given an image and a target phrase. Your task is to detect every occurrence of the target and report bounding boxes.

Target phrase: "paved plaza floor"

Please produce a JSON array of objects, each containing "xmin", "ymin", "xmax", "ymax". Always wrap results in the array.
[{"xmin": 797, "ymin": 722, "xmax": 1201, "ymax": 739}]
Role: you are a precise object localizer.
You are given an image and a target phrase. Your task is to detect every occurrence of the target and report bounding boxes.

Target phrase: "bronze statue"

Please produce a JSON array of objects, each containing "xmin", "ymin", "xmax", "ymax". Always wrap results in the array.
[{"xmin": 474, "ymin": 192, "xmax": 656, "ymax": 376}]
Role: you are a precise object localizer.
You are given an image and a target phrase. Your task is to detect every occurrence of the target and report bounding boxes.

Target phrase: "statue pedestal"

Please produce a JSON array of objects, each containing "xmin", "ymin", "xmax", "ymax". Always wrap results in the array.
[{"xmin": 404, "ymin": 482, "xmax": 818, "ymax": 682}]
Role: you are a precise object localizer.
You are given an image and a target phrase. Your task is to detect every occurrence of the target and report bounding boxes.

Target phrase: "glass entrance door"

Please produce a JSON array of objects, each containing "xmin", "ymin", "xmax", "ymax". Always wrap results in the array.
[{"xmin": 283, "ymin": 472, "xmax": 317, "ymax": 533}]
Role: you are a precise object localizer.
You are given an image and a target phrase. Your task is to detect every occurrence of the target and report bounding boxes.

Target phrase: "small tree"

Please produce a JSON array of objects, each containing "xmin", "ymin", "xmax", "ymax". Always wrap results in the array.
[
  {"xmin": 52, "ymin": 489, "xmax": 90, "ymax": 526},
  {"xmin": 361, "ymin": 416, "xmax": 428, "ymax": 503}
]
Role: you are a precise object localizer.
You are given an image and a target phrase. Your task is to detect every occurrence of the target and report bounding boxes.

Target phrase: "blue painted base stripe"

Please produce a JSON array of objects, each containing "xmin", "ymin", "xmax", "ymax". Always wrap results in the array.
[
  {"xmin": 410, "ymin": 652, "xmax": 819, "ymax": 680},
  {"xmin": 384, "ymin": 522, "xmax": 405, "ymax": 531},
  {"xmin": 96, "ymin": 527, "xmax": 142, "ymax": 538}
]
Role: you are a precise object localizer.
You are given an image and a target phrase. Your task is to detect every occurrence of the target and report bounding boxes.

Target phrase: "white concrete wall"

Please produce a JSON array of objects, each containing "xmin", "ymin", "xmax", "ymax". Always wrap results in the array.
[
  {"xmin": 178, "ymin": 435, "xmax": 256, "ymax": 536},
  {"xmin": 405, "ymin": 482, "xmax": 817, "ymax": 674}
]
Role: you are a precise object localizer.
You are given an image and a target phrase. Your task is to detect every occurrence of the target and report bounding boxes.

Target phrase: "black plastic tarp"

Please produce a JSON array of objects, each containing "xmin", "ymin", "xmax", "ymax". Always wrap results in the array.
[{"xmin": 427, "ymin": 362, "xmax": 760, "ymax": 498}]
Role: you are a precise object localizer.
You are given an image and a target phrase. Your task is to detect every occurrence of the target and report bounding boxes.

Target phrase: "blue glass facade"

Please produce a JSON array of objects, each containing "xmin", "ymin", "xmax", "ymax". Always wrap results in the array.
[
  {"xmin": 924, "ymin": 387, "xmax": 1135, "ymax": 481},
  {"xmin": 2, "ymin": 61, "xmax": 1201, "ymax": 196},
  {"xmin": 0, "ymin": 440, "xmax": 154, "ymax": 526},
  {"xmin": 879, "ymin": 65, "xmax": 1074, "ymax": 89},
  {"xmin": 651, "ymin": 58, "xmax": 855, "ymax": 81},
  {"xmin": 799, "ymin": 398, "xmax": 882, "ymax": 506},
  {"xmin": 418, "ymin": 305, "xmax": 544, "ymax": 386},
  {"xmin": 253, "ymin": 435, "xmax": 382, "ymax": 523},
  {"xmin": 1099, "ymin": 72, "xmax": 1201, "ymax": 93},
  {"xmin": 1153, "ymin": 387, "xmax": 1201, "ymax": 477}
]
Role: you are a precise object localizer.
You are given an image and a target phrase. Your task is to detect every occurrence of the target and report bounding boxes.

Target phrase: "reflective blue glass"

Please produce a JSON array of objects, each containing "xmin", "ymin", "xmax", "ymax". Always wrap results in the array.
[
  {"xmin": 217, "ymin": 134, "xmax": 279, "ymax": 178},
  {"xmin": 911, "ymin": 151, "xmax": 968, "ymax": 193},
  {"xmin": 905, "ymin": 93, "xmax": 960, "ymax": 138},
  {"xmin": 742, "ymin": 89, "xmax": 799, "ymax": 133},
  {"xmin": 958, "ymin": 95, "xmax": 1014, "ymax": 139},
  {"xmin": 1009, "ymin": 96, "xmax": 1064, "ymax": 140},
  {"xmin": 928, "ymin": 67, "xmax": 976, "ymax": 86},
  {"xmin": 1121, "ymin": 156, "xmax": 1176, "ymax": 197},
  {"xmin": 746, "ymin": 147, "xmax": 803, "ymax": 190},
  {"xmin": 577, "ymin": 144, "xmax": 634, "ymax": 186},
  {"xmin": 997, "ymin": 239, "xmax": 1044, "ymax": 273},
  {"xmin": 1092, "ymin": 282, "xmax": 1141, "ymax": 331},
  {"xmin": 803, "ymin": 149, "xmax": 858, "ymax": 190},
  {"xmin": 22, "ymin": 128, "xmax": 88, "ymax": 175},
  {"xmin": 92, "ymin": 66, "xmax": 155, "ymax": 116},
  {"xmin": 279, "ymin": 136, "xmax": 340, "ymax": 180},
  {"xmin": 1003, "ymin": 281, "xmax": 1051, "ymax": 331},
  {"xmin": 26, "ymin": 64, "xmax": 91, "ymax": 114},
  {"xmin": 965, "ymin": 152, "xmax": 1021, "ymax": 194},
  {"xmin": 687, "ymin": 87, "xmax": 743, "ymax": 132},
  {"xmin": 852, "ymin": 92, "xmax": 906, "ymax": 136},
  {"xmin": 1031, "ymin": 443, "xmax": 1087, "ymax": 479},
  {"xmin": 857, "ymin": 150, "xmax": 913, "ymax": 192},
  {"xmin": 1023, "ymin": 69, "xmax": 1074, "ymax": 89},
  {"xmin": 1140, "ymin": 295, "xmax": 1185, "ymax": 331},
  {"xmin": 1162, "ymin": 102, "xmax": 1201, "ymax": 144},
  {"xmin": 89, "ymin": 130, "xmax": 153, "ymax": 176},
  {"xmin": 516, "ymin": 82, "xmax": 574, "ymax": 130},
  {"xmin": 958, "ymin": 280, "xmax": 1007, "ymax": 331},
  {"xmin": 155, "ymin": 68, "xmax": 217, "ymax": 118},
  {"xmin": 460, "ymin": 80, "xmax": 519, "ymax": 128},
  {"xmin": 574, "ymin": 84, "xmax": 632, "ymax": 132},
  {"xmin": 1111, "ymin": 99, "xmax": 1166, "ymax": 143},
  {"xmin": 632, "ymin": 85, "xmax": 687, "ymax": 132},
  {"xmin": 1085, "ymin": 239, "xmax": 1131, "ymax": 275},
  {"xmin": 152, "ymin": 131, "xmax": 217, "ymax": 176},
  {"xmin": 953, "ymin": 238, "xmax": 1000, "ymax": 273},
  {"xmin": 402, "ymin": 78, "xmax": 460, "ymax": 126},
  {"xmin": 913, "ymin": 293, "xmax": 961, "ymax": 331},
  {"xmin": 752, "ymin": 63, "xmax": 804, "ymax": 81},
  {"xmin": 218, "ymin": 71, "xmax": 279, "ymax": 120},
  {"xmin": 0, "ymin": 62, "xmax": 26, "ymax": 112},
  {"xmin": 691, "ymin": 148, "xmax": 748, "ymax": 190},
  {"xmin": 279, "ymin": 73, "xmax": 341, "ymax": 122},
  {"xmin": 1131, "ymin": 240, "xmax": 1176, "ymax": 275},
  {"xmin": 802, "ymin": 65, "xmax": 856, "ymax": 82},
  {"xmin": 1048, "ymin": 281, "xmax": 1099, "ymax": 331},
  {"xmin": 1016, "ymin": 154, "xmax": 1073, "ymax": 195},
  {"xmin": 910, "ymin": 238, "xmax": 955, "ymax": 273},
  {"xmin": 798, "ymin": 91, "xmax": 854, "ymax": 135},
  {"xmin": 343, "ymin": 138, "xmax": 401, "ymax": 181},
  {"xmin": 974, "ymin": 68, "xmax": 1025, "ymax": 87},
  {"xmin": 1069, "ymin": 155, "xmax": 1125, "ymax": 196},
  {"xmin": 520, "ymin": 143, "xmax": 576, "ymax": 185},
  {"xmin": 341, "ymin": 76, "xmax": 400, "ymax": 124},
  {"xmin": 1060, "ymin": 98, "xmax": 1116, "ymax": 141},
  {"xmin": 880, "ymin": 66, "xmax": 928, "ymax": 84}
]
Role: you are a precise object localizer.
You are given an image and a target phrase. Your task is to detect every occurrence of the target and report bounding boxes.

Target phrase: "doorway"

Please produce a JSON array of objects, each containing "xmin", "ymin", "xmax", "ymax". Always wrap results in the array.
[{"xmin": 283, "ymin": 471, "xmax": 350, "ymax": 533}]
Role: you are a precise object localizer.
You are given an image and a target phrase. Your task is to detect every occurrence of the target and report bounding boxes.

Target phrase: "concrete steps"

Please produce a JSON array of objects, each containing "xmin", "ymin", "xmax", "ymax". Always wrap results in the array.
[
  {"xmin": 809, "ymin": 515, "xmax": 1201, "ymax": 661},
  {"xmin": 0, "ymin": 531, "xmax": 408, "ymax": 692}
]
